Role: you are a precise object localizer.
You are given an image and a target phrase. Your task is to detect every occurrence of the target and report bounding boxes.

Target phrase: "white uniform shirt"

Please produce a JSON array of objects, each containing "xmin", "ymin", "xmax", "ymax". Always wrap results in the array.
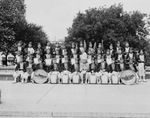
[
  {"xmin": 80, "ymin": 52, "xmax": 87, "ymax": 60},
  {"xmin": 28, "ymin": 48, "xmax": 35, "ymax": 54}
]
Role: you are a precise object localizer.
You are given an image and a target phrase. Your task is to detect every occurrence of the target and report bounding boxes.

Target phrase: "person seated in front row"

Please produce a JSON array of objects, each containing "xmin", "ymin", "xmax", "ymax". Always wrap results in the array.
[
  {"xmin": 60, "ymin": 62, "xmax": 72, "ymax": 84},
  {"xmin": 80, "ymin": 48, "xmax": 88, "ymax": 84},
  {"xmin": 13, "ymin": 56, "xmax": 26, "ymax": 83},
  {"xmin": 71, "ymin": 59, "xmax": 81, "ymax": 84},
  {"xmin": 48, "ymin": 59, "xmax": 60, "ymax": 83},
  {"xmin": 99, "ymin": 56, "xmax": 111, "ymax": 84},
  {"xmin": 23, "ymin": 58, "xmax": 34, "ymax": 83},
  {"xmin": 33, "ymin": 51, "xmax": 43, "ymax": 70},
  {"xmin": 86, "ymin": 57, "xmax": 99, "ymax": 84}
]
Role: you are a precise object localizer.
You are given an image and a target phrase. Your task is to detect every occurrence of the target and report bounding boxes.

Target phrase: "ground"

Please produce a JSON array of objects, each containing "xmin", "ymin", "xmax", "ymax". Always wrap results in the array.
[{"xmin": 0, "ymin": 81, "xmax": 150, "ymax": 117}]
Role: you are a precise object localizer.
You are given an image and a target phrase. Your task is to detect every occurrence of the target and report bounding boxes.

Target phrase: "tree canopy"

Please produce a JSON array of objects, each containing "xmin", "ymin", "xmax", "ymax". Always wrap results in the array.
[
  {"xmin": 0, "ymin": 0, "xmax": 48, "ymax": 55},
  {"xmin": 66, "ymin": 4, "xmax": 150, "ymax": 50}
]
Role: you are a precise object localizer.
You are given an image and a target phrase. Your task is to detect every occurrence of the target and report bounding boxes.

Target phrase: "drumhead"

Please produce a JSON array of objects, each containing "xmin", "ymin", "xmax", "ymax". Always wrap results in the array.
[
  {"xmin": 51, "ymin": 74, "xmax": 58, "ymax": 83},
  {"xmin": 101, "ymin": 74, "xmax": 108, "ymax": 84},
  {"xmin": 33, "ymin": 69, "xmax": 48, "ymax": 84},
  {"xmin": 62, "ymin": 75, "xmax": 69, "ymax": 83},
  {"xmin": 111, "ymin": 75, "xmax": 118, "ymax": 84},
  {"xmin": 90, "ymin": 75, "xmax": 97, "ymax": 84},
  {"xmin": 120, "ymin": 70, "xmax": 136, "ymax": 85},
  {"xmin": 73, "ymin": 74, "xmax": 80, "ymax": 80}
]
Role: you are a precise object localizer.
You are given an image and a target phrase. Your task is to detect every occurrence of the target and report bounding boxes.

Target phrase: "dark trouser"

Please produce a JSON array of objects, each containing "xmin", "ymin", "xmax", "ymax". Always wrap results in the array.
[
  {"xmin": 106, "ymin": 64, "xmax": 112, "ymax": 73},
  {"xmin": 45, "ymin": 65, "xmax": 52, "ymax": 73},
  {"xmin": 116, "ymin": 63, "xmax": 124, "ymax": 72}
]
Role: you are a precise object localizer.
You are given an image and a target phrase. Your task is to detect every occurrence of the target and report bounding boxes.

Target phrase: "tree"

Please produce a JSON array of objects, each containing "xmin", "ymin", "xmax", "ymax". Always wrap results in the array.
[
  {"xmin": 66, "ymin": 4, "xmax": 149, "ymax": 50},
  {"xmin": 0, "ymin": 0, "xmax": 26, "ymax": 54},
  {"xmin": 0, "ymin": 0, "xmax": 48, "ymax": 54},
  {"xmin": 17, "ymin": 23, "xmax": 48, "ymax": 49}
]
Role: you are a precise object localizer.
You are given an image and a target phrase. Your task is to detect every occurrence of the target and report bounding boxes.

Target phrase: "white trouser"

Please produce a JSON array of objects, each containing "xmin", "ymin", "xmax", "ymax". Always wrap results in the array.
[{"xmin": 13, "ymin": 71, "xmax": 24, "ymax": 82}]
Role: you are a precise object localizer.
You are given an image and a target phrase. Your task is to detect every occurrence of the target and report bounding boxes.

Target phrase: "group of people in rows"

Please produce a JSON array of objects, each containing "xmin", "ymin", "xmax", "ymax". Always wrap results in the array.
[{"xmin": 13, "ymin": 40, "xmax": 146, "ymax": 84}]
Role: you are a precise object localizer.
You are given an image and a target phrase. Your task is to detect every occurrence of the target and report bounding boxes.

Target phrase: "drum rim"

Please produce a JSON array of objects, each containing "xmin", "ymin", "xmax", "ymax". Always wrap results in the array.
[
  {"xmin": 33, "ymin": 69, "xmax": 48, "ymax": 84},
  {"xmin": 120, "ymin": 69, "xmax": 136, "ymax": 85}
]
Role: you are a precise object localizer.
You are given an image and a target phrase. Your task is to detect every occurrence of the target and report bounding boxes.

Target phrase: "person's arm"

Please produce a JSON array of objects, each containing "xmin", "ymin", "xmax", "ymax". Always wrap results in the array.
[
  {"xmin": 15, "ymin": 63, "xmax": 19, "ymax": 71},
  {"xmin": 93, "ymin": 42, "xmax": 96, "ymax": 53},
  {"xmin": 84, "ymin": 40, "xmax": 86, "ymax": 51}
]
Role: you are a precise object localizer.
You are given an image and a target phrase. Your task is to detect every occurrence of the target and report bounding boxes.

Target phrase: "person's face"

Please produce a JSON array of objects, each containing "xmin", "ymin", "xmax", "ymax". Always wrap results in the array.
[
  {"xmin": 107, "ymin": 50, "xmax": 110, "ymax": 55},
  {"xmin": 89, "ymin": 42, "xmax": 92, "ymax": 47},
  {"xmin": 109, "ymin": 44, "xmax": 113, "ymax": 49},
  {"xmin": 117, "ymin": 42, "xmax": 120, "ymax": 47},
  {"xmin": 56, "ymin": 50, "xmax": 59, "ymax": 55},
  {"xmin": 29, "ymin": 43, "xmax": 32, "ymax": 47},
  {"xmin": 130, "ymin": 49, "xmax": 133, "ymax": 53},
  {"xmin": 97, "ymin": 49, "xmax": 101, "ymax": 54},
  {"xmin": 38, "ymin": 43, "xmax": 41, "ymax": 48},
  {"xmin": 125, "ymin": 42, "xmax": 129, "ymax": 47},
  {"xmin": 47, "ymin": 42, "xmax": 50, "ymax": 46},
  {"xmin": 72, "ymin": 43, "xmax": 75, "ymax": 48},
  {"xmin": 140, "ymin": 50, "xmax": 143, "ymax": 54},
  {"xmin": 80, "ymin": 42, "xmax": 83, "ymax": 47},
  {"xmin": 18, "ymin": 42, "xmax": 21, "ymax": 46},
  {"xmin": 98, "ymin": 43, "xmax": 102, "ymax": 48}
]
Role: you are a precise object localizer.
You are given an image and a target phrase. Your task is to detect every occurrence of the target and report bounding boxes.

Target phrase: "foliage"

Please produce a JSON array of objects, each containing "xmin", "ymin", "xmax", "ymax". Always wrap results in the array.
[
  {"xmin": 0, "ymin": 0, "xmax": 26, "ymax": 54},
  {"xmin": 17, "ymin": 23, "xmax": 48, "ymax": 49},
  {"xmin": 66, "ymin": 4, "xmax": 149, "ymax": 50},
  {"xmin": 0, "ymin": 0, "xmax": 48, "ymax": 55}
]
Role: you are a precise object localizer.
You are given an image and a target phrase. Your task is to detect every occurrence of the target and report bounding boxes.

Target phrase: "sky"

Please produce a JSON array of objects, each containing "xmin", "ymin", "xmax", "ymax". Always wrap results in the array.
[{"xmin": 25, "ymin": 0, "xmax": 150, "ymax": 41}]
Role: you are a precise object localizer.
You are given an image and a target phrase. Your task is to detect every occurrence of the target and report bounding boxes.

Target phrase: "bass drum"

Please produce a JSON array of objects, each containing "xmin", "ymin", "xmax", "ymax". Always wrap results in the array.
[
  {"xmin": 62, "ymin": 74, "xmax": 69, "ymax": 84},
  {"xmin": 72, "ymin": 74, "xmax": 80, "ymax": 84},
  {"xmin": 101, "ymin": 73, "xmax": 109, "ymax": 84},
  {"xmin": 89, "ymin": 74, "xmax": 97, "ymax": 84},
  {"xmin": 120, "ymin": 70, "xmax": 136, "ymax": 85},
  {"xmin": 33, "ymin": 69, "xmax": 48, "ymax": 84}
]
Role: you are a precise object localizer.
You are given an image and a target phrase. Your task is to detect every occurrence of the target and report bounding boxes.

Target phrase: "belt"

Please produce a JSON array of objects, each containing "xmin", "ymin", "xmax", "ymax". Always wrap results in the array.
[{"xmin": 19, "ymin": 69, "xmax": 24, "ymax": 71}]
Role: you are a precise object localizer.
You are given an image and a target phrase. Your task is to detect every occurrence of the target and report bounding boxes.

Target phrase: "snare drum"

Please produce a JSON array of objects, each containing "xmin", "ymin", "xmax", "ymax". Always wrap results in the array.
[
  {"xmin": 111, "ymin": 73, "xmax": 119, "ymax": 84},
  {"xmin": 62, "ymin": 74, "xmax": 69, "ymax": 84},
  {"xmin": 50, "ymin": 74, "xmax": 58, "ymax": 84},
  {"xmin": 120, "ymin": 70, "xmax": 136, "ymax": 85},
  {"xmin": 72, "ymin": 74, "xmax": 80, "ymax": 84},
  {"xmin": 101, "ymin": 73, "xmax": 109, "ymax": 84},
  {"xmin": 89, "ymin": 74, "xmax": 97, "ymax": 84}
]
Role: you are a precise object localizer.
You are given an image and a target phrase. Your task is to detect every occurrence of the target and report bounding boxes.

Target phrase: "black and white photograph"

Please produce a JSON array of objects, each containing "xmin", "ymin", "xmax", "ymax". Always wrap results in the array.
[{"xmin": 0, "ymin": 0, "xmax": 150, "ymax": 117}]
